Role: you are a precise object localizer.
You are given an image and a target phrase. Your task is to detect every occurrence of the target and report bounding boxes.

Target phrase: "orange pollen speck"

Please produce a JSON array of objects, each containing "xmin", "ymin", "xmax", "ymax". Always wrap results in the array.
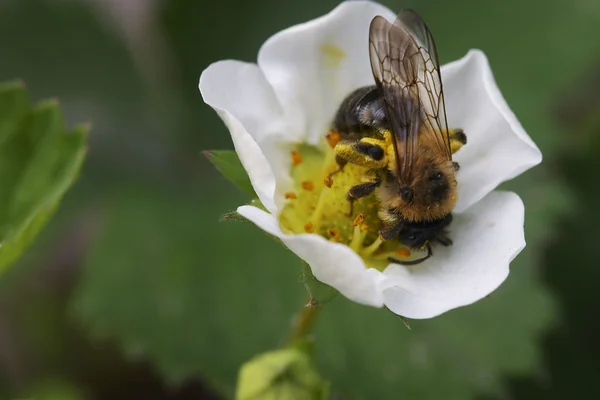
[
  {"xmin": 327, "ymin": 228, "xmax": 340, "ymax": 240},
  {"xmin": 323, "ymin": 176, "xmax": 333, "ymax": 188},
  {"xmin": 301, "ymin": 181, "xmax": 314, "ymax": 191},
  {"xmin": 304, "ymin": 223, "xmax": 314, "ymax": 233},
  {"xmin": 395, "ymin": 248, "xmax": 411, "ymax": 258},
  {"xmin": 291, "ymin": 150, "xmax": 302, "ymax": 166},
  {"xmin": 326, "ymin": 129, "xmax": 341, "ymax": 148},
  {"xmin": 284, "ymin": 192, "xmax": 297, "ymax": 199},
  {"xmin": 353, "ymin": 213, "xmax": 365, "ymax": 227}
]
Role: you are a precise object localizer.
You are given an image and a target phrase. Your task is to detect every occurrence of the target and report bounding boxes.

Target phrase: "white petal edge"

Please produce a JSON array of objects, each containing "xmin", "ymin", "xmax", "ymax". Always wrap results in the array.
[
  {"xmin": 381, "ymin": 191, "xmax": 525, "ymax": 319},
  {"xmin": 441, "ymin": 50, "xmax": 542, "ymax": 213},
  {"xmin": 237, "ymin": 204, "xmax": 386, "ymax": 307},
  {"xmin": 257, "ymin": 0, "xmax": 396, "ymax": 145},
  {"xmin": 200, "ymin": 60, "xmax": 286, "ymax": 213}
]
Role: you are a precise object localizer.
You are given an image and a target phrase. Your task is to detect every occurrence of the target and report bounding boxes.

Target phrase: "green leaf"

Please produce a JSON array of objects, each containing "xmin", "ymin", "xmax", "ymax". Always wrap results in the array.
[
  {"xmin": 236, "ymin": 348, "xmax": 329, "ymax": 400},
  {"xmin": 0, "ymin": 81, "xmax": 87, "ymax": 275},
  {"xmin": 204, "ymin": 150, "xmax": 257, "ymax": 198}
]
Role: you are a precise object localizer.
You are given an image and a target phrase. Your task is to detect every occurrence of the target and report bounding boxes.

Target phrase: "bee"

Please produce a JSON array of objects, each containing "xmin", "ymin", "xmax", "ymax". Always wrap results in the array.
[{"xmin": 328, "ymin": 10, "xmax": 467, "ymax": 265}]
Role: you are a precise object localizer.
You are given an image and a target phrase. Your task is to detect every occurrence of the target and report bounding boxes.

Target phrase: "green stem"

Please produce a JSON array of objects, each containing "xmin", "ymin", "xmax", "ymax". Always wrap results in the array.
[{"xmin": 287, "ymin": 298, "xmax": 321, "ymax": 346}]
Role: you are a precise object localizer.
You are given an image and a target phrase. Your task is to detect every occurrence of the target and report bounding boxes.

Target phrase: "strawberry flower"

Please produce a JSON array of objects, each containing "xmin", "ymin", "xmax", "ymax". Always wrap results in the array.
[{"xmin": 199, "ymin": 0, "xmax": 541, "ymax": 319}]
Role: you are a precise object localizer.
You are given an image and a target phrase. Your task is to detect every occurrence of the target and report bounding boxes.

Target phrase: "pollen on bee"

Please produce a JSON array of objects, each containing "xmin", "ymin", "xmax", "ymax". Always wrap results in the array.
[
  {"xmin": 291, "ymin": 150, "xmax": 303, "ymax": 166},
  {"xmin": 326, "ymin": 129, "xmax": 341, "ymax": 148},
  {"xmin": 301, "ymin": 181, "xmax": 314, "ymax": 191},
  {"xmin": 284, "ymin": 192, "xmax": 297, "ymax": 199},
  {"xmin": 353, "ymin": 213, "xmax": 365, "ymax": 227},
  {"xmin": 304, "ymin": 222, "xmax": 314, "ymax": 233},
  {"xmin": 395, "ymin": 248, "xmax": 411, "ymax": 258}
]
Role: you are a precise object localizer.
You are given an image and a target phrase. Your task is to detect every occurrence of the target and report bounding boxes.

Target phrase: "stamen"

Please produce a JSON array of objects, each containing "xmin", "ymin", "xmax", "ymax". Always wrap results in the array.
[
  {"xmin": 285, "ymin": 192, "xmax": 297, "ymax": 199},
  {"xmin": 301, "ymin": 181, "xmax": 314, "ymax": 191},
  {"xmin": 309, "ymin": 187, "xmax": 328, "ymax": 229},
  {"xmin": 291, "ymin": 150, "xmax": 302, "ymax": 166},
  {"xmin": 326, "ymin": 129, "xmax": 341, "ymax": 148},
  {"xmin": 349, "ymin": 214, "xmax": 367, "ymax": 252},
  {"xmin": 353, "ymin": 214, "xmax": 365, "ymax": 226},
  {"xmin": 362, "ymin": 236, "xmax": 384, "ymax": 257},
  {"xmin": 304, "ymin": 223, "xmax": 314, "ymax": 233},
  {"xmin": 327, "ymin": 228, "xmax": 340, "ymax": 241},
  {"xmin": 395, "ymin": 248, "xmax": 411, "ymax": 258}
]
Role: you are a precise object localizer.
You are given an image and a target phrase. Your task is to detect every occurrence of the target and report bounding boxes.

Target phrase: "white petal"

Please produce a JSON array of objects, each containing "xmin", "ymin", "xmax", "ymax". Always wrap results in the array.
[
  {"xmin": 442, "ymin": 50, "xmax": 542, "ymax": 213},
  {"xmin": 237, "ymin": 205, "xmax": 385, "ymax": 307},
  {"xmin": 381, "ymin": 191, "xmax": 524, "ymax": 319},
  {"xmin": 258, "ymin": 1, "xmax": 396, "ymax": 144},
  {"xmin": 200, "ymin": 61, "xmax": 286, "ymax": 213}
]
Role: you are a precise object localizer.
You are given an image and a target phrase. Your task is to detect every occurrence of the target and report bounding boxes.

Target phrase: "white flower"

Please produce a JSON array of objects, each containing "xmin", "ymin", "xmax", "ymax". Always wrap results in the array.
[{"xmin": 199, "ymin": 1, "xmax": 542, "ymax": 319}]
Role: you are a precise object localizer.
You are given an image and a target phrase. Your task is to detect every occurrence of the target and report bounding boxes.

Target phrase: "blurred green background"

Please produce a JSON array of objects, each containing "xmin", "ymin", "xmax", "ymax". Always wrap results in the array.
[{"xmin": 0, "ymin": 0, "xmax": 597, "ymax": 398}]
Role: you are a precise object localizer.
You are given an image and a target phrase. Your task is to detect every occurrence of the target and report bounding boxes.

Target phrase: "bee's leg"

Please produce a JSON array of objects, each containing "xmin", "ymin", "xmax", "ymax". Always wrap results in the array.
[
  {"xmin": 388, "ymin": 243, "xmax": 433, "ymax": 266},
  {"xmin": 449, "ymin": 129, "xmax": 467, "ymax": 154},
  {"xmin": 436, "ymin": 233, "xmax": 453, "ymax": 246},
  {"xmin": 334, "ymin": 138, "xmax": 388, "ymax": 169},
  {"xmin": 325, "ymin": 154, "xmax": 348, "ymax": 187},
  {"xmin": 346, "ymin": 178, "xmax": 380, "ymax": 216}
]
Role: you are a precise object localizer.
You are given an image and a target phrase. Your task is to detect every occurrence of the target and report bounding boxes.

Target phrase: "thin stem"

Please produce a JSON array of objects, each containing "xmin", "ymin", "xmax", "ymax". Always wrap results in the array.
[{"xmin": 287, "ymin": 298, "xmax": 321, "ymax": 346}]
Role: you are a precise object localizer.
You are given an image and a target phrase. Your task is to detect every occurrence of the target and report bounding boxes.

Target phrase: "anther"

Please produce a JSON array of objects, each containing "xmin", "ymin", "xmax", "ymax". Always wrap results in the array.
[
  {"xmin": 326, "ymin": 129, "xmax": 341, "ymax": 148},
  {"xmin": 301, "ymin": 181, "xmax": 314, "ymax": 191},
  {"xmin": 304, "ymin": 223, "xmax": 314, "ymax": 233},
  {"xmin": 324, "ymin": 176, "xmax": 333, "ymax": 188},
  {"xmin": 395, "ymin": 248, "xmax": 411, "ymax": 258},
  {"xmin": 353, "ymin": 213, "xmax": 365, "ymax": 227},
  {"xmin": 285, "ymin": 192, "xmax": 297, "ymax": 199},
  {"xmin": 327, "ymin": 228, "xmax": 340, "ymax": 241},
  {"xmin": 291, "ymin": 150, "xmax": 302, "ymax": 166}
]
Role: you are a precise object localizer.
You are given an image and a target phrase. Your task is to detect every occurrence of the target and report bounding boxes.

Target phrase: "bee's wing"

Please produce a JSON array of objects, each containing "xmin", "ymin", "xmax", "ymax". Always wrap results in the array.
[{"xmin": 369, "ymin": 10, "xmax": 451, "ymax": 184}]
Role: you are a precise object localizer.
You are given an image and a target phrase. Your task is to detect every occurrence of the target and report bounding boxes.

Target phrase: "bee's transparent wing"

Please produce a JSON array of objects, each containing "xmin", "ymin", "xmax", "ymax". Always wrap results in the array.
[{"xmin": 369, "ymin": 10, "xmax": 451, "ymax": 183}]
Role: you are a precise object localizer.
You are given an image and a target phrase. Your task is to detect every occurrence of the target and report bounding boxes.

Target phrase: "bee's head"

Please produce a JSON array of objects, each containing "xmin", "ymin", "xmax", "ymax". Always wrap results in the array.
[{"xmin": 397, "ymin": 214, "xmax": 453, "ymax": 248}]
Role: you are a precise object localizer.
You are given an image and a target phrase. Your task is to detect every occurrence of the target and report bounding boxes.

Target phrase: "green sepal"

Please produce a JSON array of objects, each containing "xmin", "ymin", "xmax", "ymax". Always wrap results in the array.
[
  {"xmin": 301, "ymin": 262, "xmax": 338, "ymax": 306},
  {"xmin": 220, "ymin": 198, "xmax": 267, "ymax": 222},
  {"xmin": 0, "ymin": 81, "xmax": 87, "ymax": 275},
  {"xmin": 236, "ymin": 348, "xmax": 330, "ymax": 400},
  {"xmin": 204, "ymin": 150, "xmax": 257, "ymax": 198}
]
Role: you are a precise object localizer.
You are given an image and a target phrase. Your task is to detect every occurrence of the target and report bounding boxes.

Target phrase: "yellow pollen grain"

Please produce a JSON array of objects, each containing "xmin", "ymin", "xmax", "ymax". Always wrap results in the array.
[
  {"xmin": 304, "ymin": 223, "xmax": 314, "ymax": 233},
  {"xmin": 291, "ymin": 150, "xmax": 302, "ymax": 166},
  {"xmin": 395, "ymin": 248, "xmax": 411, "ymax": 258},
  {"xmin": 284, "ymin": 192, "xmax": 297, "ymax": 199},
  {"xmin": 301, "ymin": 181, "xmax": 314, "ymax": 191},
  {"xmin": 326, "ymin": 129, "xmax": 342, "ymax": 148}
]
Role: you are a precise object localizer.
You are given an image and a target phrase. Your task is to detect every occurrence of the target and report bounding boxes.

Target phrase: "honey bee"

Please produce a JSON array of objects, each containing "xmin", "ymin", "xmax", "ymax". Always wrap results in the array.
[{"xmin": 328, "ymin": 10, "xmax": 467, "ymax": 265}]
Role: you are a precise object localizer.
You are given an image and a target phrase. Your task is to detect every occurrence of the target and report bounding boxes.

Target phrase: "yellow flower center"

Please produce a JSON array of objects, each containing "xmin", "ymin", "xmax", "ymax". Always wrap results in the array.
[{"xmin": 279, "ymin": 131, "xmax": 418, "ymax": 271}]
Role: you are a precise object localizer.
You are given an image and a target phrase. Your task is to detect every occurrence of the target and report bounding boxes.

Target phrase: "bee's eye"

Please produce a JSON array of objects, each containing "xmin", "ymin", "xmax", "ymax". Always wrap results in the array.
[
  {"xmin": 429, "ymin": 171, "xmax": 444, "ymax": 181},
  {"xmin": 399, "ymin": 187, "xmax": 413, "ymax": 202},
  {"xmin": 367, "ymin": 146, "xmax": 384, "ymax": 160}
]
